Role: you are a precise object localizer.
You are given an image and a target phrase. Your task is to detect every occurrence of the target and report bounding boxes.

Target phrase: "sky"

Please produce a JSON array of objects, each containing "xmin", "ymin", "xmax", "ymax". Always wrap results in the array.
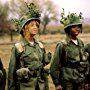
[
  {"xmin": 1, "ymin": 0, "xmax": 90, "ymax": 18},
  {"xmin": 51, "ymin": 0, "xmax": 90, "ymax": 18}
]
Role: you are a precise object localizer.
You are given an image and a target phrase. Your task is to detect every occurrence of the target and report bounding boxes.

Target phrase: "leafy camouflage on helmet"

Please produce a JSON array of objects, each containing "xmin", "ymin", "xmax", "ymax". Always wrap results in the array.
[
  {"xmin": 13, "ymin": 3, "xmax": 41, "ymax": 34},
  {"xmin": 26, "ymin": 3, "xmax": 41, "ymax": 19},
  {"xmin": 60, "ymin": 8, "xmax": 83, "ymax": 30}
]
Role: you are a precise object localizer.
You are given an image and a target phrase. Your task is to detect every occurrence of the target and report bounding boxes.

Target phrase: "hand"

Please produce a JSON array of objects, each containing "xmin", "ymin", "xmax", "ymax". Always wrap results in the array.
[
  {"xmin": 16, "ymin": 68, "xmax": 30, "ymax": 81},
  {"xmin": 16, "ymin": 68, "xmax": 30, "ymax": 77},
  {"xmin": 56, "ymin": 85, "xmax": 62, "ymax": 90}
]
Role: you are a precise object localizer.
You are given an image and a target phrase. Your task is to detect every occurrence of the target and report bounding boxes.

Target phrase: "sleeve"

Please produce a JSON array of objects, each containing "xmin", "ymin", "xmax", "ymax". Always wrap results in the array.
[
  {"xmin": 8, "ymin": 46, "xmax": 19, "ymax": 90},
  {"xmin": 50, "ymin": 42, "xmax": 63, "ymax": 86},
  {"xmin": 84, "ymin": 44, "xmax": 90, "ymax": 53},
  {"xmin": 0, "ymin": 58, "xmax": 6, "ymax": 90},
  {"xmin": 0, "ymin": 58, "xmax": 3, "ymax": 69},
  {"xmin": 38, "ymin": 41, "xmax": 51, "ymax": 66},
  {"xmin": 42, "ymin": 48, "xmax": 51, "ymax": 66}
]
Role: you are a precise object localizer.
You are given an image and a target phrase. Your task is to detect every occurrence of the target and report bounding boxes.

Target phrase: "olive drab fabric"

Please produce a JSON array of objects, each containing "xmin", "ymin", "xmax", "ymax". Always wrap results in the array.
[
  {"xmin": 8, "ymin": 38, "xmax": 50, "ymax": 90},
  {"xmin": 0, "ymin": 58, "xmax": 6, "ymax": 90},
  {"xmin": 50, "ymin": 37, "xmax": 89, "ymax": 87}
]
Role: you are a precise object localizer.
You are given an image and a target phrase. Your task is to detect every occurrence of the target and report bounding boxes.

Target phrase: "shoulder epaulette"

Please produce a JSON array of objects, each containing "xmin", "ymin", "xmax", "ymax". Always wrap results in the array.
[{"xmin": 15, "ymin": 42, "xmax": 24, "ymax": 53}]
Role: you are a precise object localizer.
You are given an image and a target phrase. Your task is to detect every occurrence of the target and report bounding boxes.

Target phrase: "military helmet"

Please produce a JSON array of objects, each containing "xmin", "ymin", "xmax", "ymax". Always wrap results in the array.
[
  {"xmin": 60, "ymin": 8, "xmax": 83, "ymax": 30},
  {"xmin": 13, "ymin": 3, "xmax": 41, "ymax": 34},
  {"xmin": 18, "ymin": 17, "xmax": 40, "ymax": 34}
]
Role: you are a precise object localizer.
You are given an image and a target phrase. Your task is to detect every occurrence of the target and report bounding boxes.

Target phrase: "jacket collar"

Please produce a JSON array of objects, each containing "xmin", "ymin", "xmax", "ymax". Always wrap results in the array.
[
  {"xmin": 65, "ymin": 36, "xmax": 82, "ymax": 46},
  {"xmin": 22, "ymin": 38, "xmax": 38, "ymax": 47}
]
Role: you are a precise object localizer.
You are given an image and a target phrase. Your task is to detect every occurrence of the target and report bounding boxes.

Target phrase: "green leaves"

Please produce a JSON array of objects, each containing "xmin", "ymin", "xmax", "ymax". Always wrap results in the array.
[
  {"xmin": 12, "ymin": 2, "xmax": 41, "ymax": 33},
  {"xmin": 25, "ymin": 2, "xmax": 41, "ymax": 19},
  {"xmin": 60, "ymin": 8, "xmax": 83, "ymax": 27}
]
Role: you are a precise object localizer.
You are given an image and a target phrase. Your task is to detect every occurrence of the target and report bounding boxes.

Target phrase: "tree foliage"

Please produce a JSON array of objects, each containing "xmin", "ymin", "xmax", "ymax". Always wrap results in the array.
[
  {"xmin": 0, "ymin": 2, "xmax": 10, "ymax": 35},
  {"xmin": 9, "ymin": 0, "xmax": 59, "ymax": 34},
  {"xmin": 40, "ymin": 0, "xmax": 59, "ymax": 34}
]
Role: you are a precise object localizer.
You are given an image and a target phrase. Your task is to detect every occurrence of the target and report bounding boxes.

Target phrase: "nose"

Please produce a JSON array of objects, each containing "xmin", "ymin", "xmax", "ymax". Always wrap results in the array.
[
  {"xmin": 76, "ymin": 27, "xmax": 81, "ymax": 32},
  {"xmin": 34, "ymin": 24, "xmax": 39, "ymax": 29}
]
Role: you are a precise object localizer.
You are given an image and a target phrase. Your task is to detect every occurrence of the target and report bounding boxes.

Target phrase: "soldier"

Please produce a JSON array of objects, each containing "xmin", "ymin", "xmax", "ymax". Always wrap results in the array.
[
  {"xmin": 0, "ymin": 58, "xmax": 6, "ymax": 90},
  {"xmin": 50, "ymin": 9, "xmax": 89, "ymax": 90},
  {"xmin": 8, "ymin": 3, "xmax": 51, "ymax": 90}
]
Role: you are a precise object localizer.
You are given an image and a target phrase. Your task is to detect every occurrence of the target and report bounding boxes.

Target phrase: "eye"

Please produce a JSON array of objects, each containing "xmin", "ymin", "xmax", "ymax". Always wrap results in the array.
[
  {"xmin": 36, "ymin": 22, "xmax": 39, "ymax": 28},
  {"xmin": 71, "ymin": 25, "xmax": 77, "ymax": 28},
  {"xmin": 30, "ymin": 23, "xmax": 34, "ymax": 27}
]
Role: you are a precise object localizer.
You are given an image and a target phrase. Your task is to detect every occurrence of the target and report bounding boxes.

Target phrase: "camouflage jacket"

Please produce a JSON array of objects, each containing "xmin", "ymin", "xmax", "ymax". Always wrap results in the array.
[
  {"xmin": 8, "ymin": 38, "xmax": 50, "ymax": 90},
  {"xmin": 50, "ymin": 37, "xmax": 89, "ymax": 86}
]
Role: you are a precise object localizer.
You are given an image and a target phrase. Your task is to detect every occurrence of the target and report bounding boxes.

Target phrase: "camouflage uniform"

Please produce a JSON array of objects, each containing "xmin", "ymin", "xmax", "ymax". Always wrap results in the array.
[
  {"xmin": 8, "ymin": 3, "xmax": 51, "ymax": 90},
  {"xmin": 50, "ymin": 10, "xmax": 89, "ymax": 90},
  {"xmin": 8, "ymin": 38, "xmax": 50, "ymax": 90},
  {"xmin": 50, "ymin": 38, "xmax": 89, "ymax": 90},
  {"xmin": 0, "ymin": 58, "xmax": 6, "ymax": 90}
]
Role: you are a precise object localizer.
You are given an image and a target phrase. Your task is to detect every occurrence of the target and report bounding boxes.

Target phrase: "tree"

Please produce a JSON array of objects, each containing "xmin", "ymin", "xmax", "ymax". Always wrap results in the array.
[
  {"xmin": 39, "ymin": 0, "xmax": 59, "ymax": 34},
  {"xmin": 0, "ymin": 2, "xmax": 10, "ymax": 35},
  {"xmin": 9, "ymin": 0, "xmax": 59, "ymax": 34},
  {"xmin": 30, "ymin": 0, "xmax": 59, "ymax": 34}
]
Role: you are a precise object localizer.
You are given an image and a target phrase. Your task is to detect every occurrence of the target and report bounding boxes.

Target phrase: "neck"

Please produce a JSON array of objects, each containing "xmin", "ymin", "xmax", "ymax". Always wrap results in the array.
[
  {"xmin": 68, "ymin": 35, "xmax": 77, "ymax": 40},
  {"xmin": 25, "ymin": 35, "xmax": 35, "ymax": 42}
]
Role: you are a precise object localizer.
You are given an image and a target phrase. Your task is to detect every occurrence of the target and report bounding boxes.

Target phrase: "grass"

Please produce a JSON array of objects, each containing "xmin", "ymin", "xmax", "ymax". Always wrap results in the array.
[{"xmin": 0, "ymin": 33, "xmax": 90, "ymax": 90}]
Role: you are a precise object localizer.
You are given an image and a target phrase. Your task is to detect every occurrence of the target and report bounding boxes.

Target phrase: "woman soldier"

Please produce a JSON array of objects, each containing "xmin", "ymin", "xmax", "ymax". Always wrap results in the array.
[
  {"xmin": 8, "ymin": 3, "xmax": 51, "ymax": 90},
  {"xmin": 50, "ymin": 9, "xmax": 89, "ymax": 90}
]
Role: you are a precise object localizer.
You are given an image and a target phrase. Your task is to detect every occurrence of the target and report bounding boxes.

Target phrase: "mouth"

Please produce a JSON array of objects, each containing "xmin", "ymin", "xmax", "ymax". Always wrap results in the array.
[
  {"xmin": 33, "ymin": 30, "xmax": 37, "ymax": 32},
  {"xmin": 33, "ymin": 29, "xmax": 37, "ymax": 31}
]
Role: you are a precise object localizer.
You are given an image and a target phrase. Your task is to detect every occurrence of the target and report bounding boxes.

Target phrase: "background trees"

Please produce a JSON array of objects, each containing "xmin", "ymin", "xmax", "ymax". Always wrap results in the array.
[
  {"xmin": 0, "ymin": 0, "xmax": 90, "ymax": 37},
  {"xmin": 0, "ymin": 2, "xmax": 10, "ymax": 35},
  {"xmin": 9, "ymin": 0, "xmax": 59, "ymax": 34}
]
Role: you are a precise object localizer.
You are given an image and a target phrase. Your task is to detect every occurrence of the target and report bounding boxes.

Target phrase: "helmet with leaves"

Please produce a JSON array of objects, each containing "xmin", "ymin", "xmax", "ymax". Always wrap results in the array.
[
  {"xmin": 13, "ymin": 3, "xmax": 41, "ymax": 34},
  {"xmin": 60, "ymin": 8, "xmax": 83, "ymax": 31}
]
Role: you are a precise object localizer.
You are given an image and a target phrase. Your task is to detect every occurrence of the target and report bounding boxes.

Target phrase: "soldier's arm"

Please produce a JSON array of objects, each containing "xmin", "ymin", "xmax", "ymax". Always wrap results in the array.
[
  {"xmin": 38, "ymin": 41, "xmax": 51, "ymax": 65},
  {"xmin": 0, "ymin": 58, "xmax": 6, "ymax": 90},
  {"xmin": 84, "ymin": 44, "xmax": 90, "ymax": 53},
  {"xmin": 8, "ymin": 46, "xmax": 19, "ymax": 90},
  {"xmin": 42, "ymin": 48, "xmax": 52, "ymax": 65},
  {"xmin": 50, "ymin": 42, "xmax": 63, "ymax": 87}
]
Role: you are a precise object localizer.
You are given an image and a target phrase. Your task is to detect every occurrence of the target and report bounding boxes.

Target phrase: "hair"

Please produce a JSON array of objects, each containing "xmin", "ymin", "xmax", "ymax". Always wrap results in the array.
[{"xmin": 64, "ymin": 26, "xmax": 71, "ymax": 35}]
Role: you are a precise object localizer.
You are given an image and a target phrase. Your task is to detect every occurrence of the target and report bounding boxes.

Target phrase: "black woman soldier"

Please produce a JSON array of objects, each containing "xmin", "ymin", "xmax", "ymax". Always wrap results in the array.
[{"xmin": 50, "ymin": 9, "xmax": 89, "ymax": 90}]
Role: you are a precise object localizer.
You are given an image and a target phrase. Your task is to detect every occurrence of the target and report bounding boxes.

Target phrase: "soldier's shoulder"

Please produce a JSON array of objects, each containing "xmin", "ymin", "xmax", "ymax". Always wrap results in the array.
[
  {"xmin": 78, "ymin": 38, "xmax": 84, "ymax": 45},
  {"xmin": 15, "ymin": 42, "xmax": 24, "ymax": 53},
  {"xmin": 37, "ymin": 41, "xmax": 44, "ymax": 49},
  {"xmin": 56, "ymin": 41, "xmax": 65, "ymax": 48}
]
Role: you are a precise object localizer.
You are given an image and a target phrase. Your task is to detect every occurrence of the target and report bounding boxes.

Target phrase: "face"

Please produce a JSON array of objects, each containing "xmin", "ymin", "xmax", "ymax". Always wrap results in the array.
[
  {"xmin": 23, "ymin": 20, "xmax": 39, "ymax": 38},
  {"xmin": 70, "ymin": 25, "xmax": 81, "ymax": 37}
]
